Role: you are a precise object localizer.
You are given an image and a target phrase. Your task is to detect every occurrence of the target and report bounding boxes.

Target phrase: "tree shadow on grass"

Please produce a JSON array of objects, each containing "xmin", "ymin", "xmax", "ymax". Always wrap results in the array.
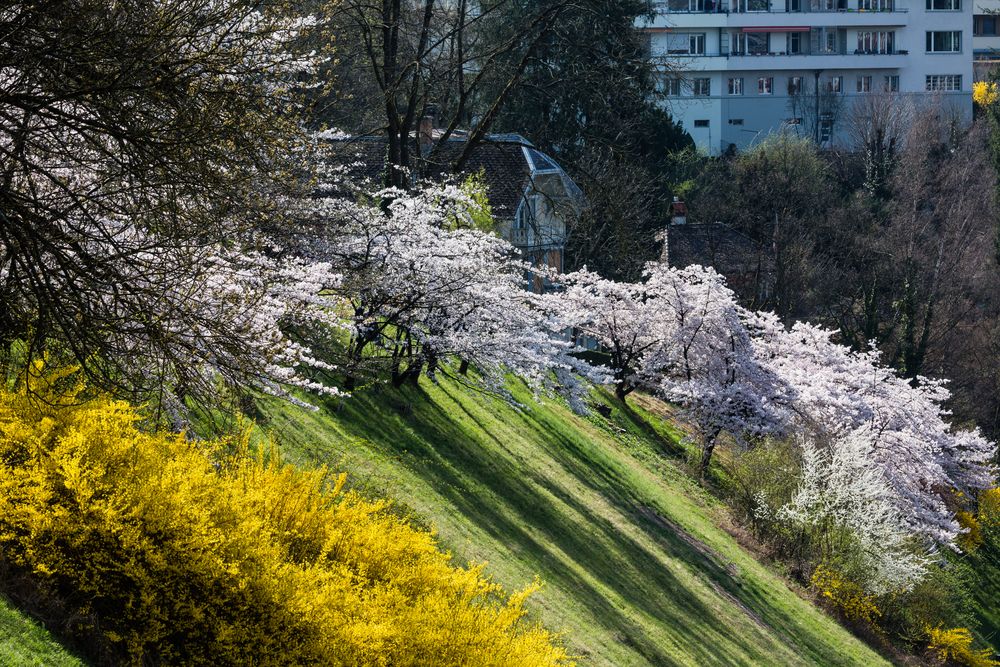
[{"xmin": 296, "ymin": 382, "xmax": 808, "ymax": 667}]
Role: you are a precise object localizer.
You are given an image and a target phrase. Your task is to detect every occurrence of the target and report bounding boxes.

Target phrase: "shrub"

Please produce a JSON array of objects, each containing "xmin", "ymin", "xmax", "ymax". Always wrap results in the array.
[
  {"xmin": 926, "ymin": 626, "xmax": 1000, "ymax": 667},
  {"xmin": 0, "ymin": 364, "xmax": 572, "ymax": 666},
  {"xmin": 879, "ymin": 560, "xmax": 976, "ymax": 645},
  {"xmin": 980, "ymin": 488, "xmax": 1000, "ymax": 528},
  {"xmin": 810, "ymin": 564, "xmax": 881, "ymax": 626},
  {"xmin": 974, "ymin": 81, "xmax": 1000, "ymax": 107},
  {"xmin": 727, "ymin": 440, "xmax": 801, "ymax": 534},
  {"xmin": 957, "ymin": 510, "xmax": 984, "ymax": 552}
]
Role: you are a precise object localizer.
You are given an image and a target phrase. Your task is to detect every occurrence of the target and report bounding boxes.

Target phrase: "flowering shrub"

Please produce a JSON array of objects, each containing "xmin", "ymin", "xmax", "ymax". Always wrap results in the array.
[
  {"xmin": 810, "ymin": 565, "xmax": 881, "ymax": 626},
  {"xmin": 956, "ymin": 510, "xmax": 984, "ymax": 552},
  {"xmin": 974, "ymin": 81, "xmax": 999, "ymax": 107},
  {"xmin": 0, "ymin": 364, "xmax": 572, "ymax": 666},
  {"xmin": 926, "ymin": 626, "xmax": 1000, "ymax": 667},
  {"xmin": 980, "ymin": 488, "xmax": 1000, "ymax": 528}
]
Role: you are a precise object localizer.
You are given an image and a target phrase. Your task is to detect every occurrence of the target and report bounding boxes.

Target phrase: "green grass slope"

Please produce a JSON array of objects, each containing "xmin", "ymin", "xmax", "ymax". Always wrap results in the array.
[
  {"xmin": 259, "ymin": 376, "xmax": 890, "ymax": 667},
  {"xmin": 971, "ymin": 546, "xmax": 1000, "ymax": 653},
  {"xmin": 0, "ymin": 595, "xmax": 84, "ymax": 667}
]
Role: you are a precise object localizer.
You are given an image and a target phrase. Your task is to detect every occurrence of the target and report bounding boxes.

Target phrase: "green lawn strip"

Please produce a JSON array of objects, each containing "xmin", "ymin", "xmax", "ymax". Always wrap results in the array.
[
  {"xmin": 260, "ymin": 374, "xmax": 890, "ymax": 667},
  {"xmin": 0, "ymin": 594, "xmax": 85, "ymax": 667}
]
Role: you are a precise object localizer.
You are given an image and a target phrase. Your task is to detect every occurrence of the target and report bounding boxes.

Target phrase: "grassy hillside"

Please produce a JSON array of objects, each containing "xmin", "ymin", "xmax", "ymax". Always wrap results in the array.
[
  {"xmin": 971, "ymin": 546, "xmax": 1000, "ymax": 653},
  {"xmin": 0, "ymin": 595, "xmax": 84, "ymax": 667},
  {"xmin": 258, "ymin": 375, "xmax": 891, "ymax": 667}
]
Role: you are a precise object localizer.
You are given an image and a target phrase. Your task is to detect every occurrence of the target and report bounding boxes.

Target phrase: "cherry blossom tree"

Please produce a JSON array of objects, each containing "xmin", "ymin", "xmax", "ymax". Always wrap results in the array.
[
  {"xmin": 643, "ymin": 265, "xmax": 790, "ymax": 476},
  {"xmin": 556, "ymin": 269, "xmax": 663, "ymax": 401},
  {"xmin": 0, "ymin": 0, "xmax": 341, "ymax": 404},
  {"xmin": 557, "ymin": 263, "xmax": 788, "ymax": 474},
  {"xmin": 778, "ymin": 429, "xmax": 929, "ymax": 593},
  {"xmin": 750, "ymin": 313, "xmax": 996, "ymax": 575},
  {"xmin": 312, "ymin": 181, "xmax": 578, "ymax": 393}
]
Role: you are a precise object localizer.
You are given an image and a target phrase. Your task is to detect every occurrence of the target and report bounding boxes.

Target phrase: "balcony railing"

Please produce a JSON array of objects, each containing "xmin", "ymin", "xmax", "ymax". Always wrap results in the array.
[
  {"xmin": 650, "ymin": 2, "xmax": 906, "ymax": 13},
  {"xmin": 652, "ymin": 49, "xmax": 908, "ymax": 57}
]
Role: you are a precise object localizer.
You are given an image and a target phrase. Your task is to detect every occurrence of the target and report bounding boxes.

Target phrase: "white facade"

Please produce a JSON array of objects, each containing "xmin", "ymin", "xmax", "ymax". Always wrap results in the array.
[
  {"xmin": 973, "ymin": 0, "xmax": 1000, "ymax": 80},
  {"xmin": 640, "ymin": 0, "xmax": 973, "ymax": 153}
]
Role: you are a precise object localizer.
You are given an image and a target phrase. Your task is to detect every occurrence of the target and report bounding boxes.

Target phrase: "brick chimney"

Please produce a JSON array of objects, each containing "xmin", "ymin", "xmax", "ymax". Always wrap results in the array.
[
  {"xmin": 670, "ymin": 197, "xmax": 687, "ymax": 226},
  {"xmin": 418, "ymin": 105, "xmax": 438, "ymax": 157}
]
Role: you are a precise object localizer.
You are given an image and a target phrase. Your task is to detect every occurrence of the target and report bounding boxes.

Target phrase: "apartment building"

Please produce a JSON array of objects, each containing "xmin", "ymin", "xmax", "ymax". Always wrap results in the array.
[
  {"xmin": 973, "ymin": 0, "xmax": 1000, "ymax": 79},
  {"xmin": 640, "ymin": 0, "xmax": 972, "ymax": 153}
]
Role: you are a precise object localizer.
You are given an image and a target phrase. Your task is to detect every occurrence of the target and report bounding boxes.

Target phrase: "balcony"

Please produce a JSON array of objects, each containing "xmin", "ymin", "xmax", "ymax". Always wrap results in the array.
[
  {"xmin": 652, "ymin": 50, "xmax": 907, "ymax": 70},
  {"xmin": 643, "ymin": 2, "xmax": 908, "ymax": 29},
  {"xmin": 650, "ymin": 0, "xmax": 906, "ymax": 12},
  {"xmin": 643, "ymin": 11, "xmax": 906, "ymax": 30}
]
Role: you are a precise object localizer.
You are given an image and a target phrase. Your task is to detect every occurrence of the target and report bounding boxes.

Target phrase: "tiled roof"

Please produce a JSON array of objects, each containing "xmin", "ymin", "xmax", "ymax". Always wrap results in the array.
[
  {"xmin": 323, "ymin": 135, "xmax": 537, "ymax": 222},
  {"xmin": 667, "ymin": 223, "xmax": 766, "ymax": 277}
]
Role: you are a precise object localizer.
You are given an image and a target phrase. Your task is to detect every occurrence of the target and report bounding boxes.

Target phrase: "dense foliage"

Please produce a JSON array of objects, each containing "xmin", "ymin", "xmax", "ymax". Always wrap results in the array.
[
  {"xmin": 0, "ymin": 0, "xmax": 344, "ymax": 405},
  {"xmin": 0, "ymin": 364, "xmax": 572, "ymax": 666}
]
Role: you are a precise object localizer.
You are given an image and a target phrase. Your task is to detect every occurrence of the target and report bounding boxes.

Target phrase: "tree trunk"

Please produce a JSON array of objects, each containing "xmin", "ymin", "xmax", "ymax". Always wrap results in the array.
[
  {"xmin": 698, "ymin": 427, "xmax": 722, "ymax": 480},
  {"xmin": 458, "ymin": 358, "xmax": 470, "ymax": 375},
  {"xmin": 614, "ymin": 382, "xmax": 632, "ymax": 402}
]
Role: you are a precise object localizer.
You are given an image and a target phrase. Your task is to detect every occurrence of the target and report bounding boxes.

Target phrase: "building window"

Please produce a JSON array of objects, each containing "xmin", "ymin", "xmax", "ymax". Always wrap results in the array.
[
  {"xmin": 758, "ymin": 76, "xmax": 774, "ymax": 94},
  {"xmin": 857, "ymin": 31, "xmax": 894, "ymax": 54},
  {"xmin": 926, "ymin": 31, "xmax": 962, "ymax": 52},
  {"xmin": 693, "ymin": 77, "xmax": 711, "ymax": 96},
  {"xmin": 729, "ymin": 118, "xmax": 745, "ymax": 125},
  {"xmin": 860, "ymin": 0, "xmax": 893, "ymax": 9},
  {"xmin": 661, "ymin": 32, "xmax": 708, "ymax": 55},
  {"xmin": 788, "ymin": 32, "xmax": 804, "ymax": 54},
  {"xmin": 827, "ymin": 75, "xmax": 843, "ymax": 93},
  {"xmin": 925, "ymin": 74, "xmax": 962, "ymax": 91},
  {"xmin": 665, "ymin": 0, "xmax": 706, "ymax": 11},
  {"xmin": 689, "ymin": 33, "xmax": 706, "ymax": 55},
  {"xmin": 733, "ymin": 0, "xmax": 770, "ymax": 11},
  {"xmin": 734, "ymin": 31, "xmax": 769, "ymax": 55},
  {"xmin": 926, "ymin": 0, "xmax": 959, "ymax": 9},
  {"xmin": 883, "ymin": 74, "xmax": 899, "ymax": 92},
  {"xmin": 975, "ymin": 15, "xmax": 998, "ymax": 36},
  {"xmin": 819, "ymin": 116, "xmax": 834, "ymax": 144},
  {"xmin": 663, "ymin": 77, "xmax": 682, "ymax": 96},
  {"xmin": 856, "ymin": 75, "xmax": 872, "ymax": 93},
  {"xmin": 728, "ymin": 77, "xmax": 744, "ymax": 95},
  {"xmin": 693, "ymin": 119, "xmax": 710, "ymax": 127},
  {"xmin": 787, "ymin": 76, "xmax": 803, "ymax": 95}
]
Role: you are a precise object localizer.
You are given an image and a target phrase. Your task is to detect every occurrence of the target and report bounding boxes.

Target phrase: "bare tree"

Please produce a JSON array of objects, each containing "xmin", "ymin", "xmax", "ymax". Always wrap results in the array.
[
  {"xmin": 564, "ymin": 147, "xmax": 668, "ymax": 282},
  {"xmin": 320, "ymin": 0, "xmax": 573, "ymax": 189},
  {"xmin": 788, "ymin": 81, "xmax": 845, "ymax": 147},
  {"xmin": 0, "ymin": 0, "xmax": 328, "ymax": 401},
  {"xmin": 849, "ymin": 91, "xmax": 912, "ymax": 200}
]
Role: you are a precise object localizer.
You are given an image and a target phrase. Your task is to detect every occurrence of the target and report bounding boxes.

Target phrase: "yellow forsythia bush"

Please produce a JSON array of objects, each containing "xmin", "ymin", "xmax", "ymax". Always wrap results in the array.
[
  {"xmin": 926, "ymin": 626, "xmax": 1000, "ymax": 667},
  {"xmin": 810, "ymin": 564, "xmax": 881, "ymax": 626},
  {"xmin": 957, "ymin": 510, "xmax": 985, "ymax": 552},
  {"xmin": 980, "ymin": 488, "xmax": 1000, "ymax": 528},
  {"xmin": 974, "ymin": 81, "xmax": 1000, "ymax": 107},
  {"xmin": 0, "ymin": 365, "xmax": 572, "ymax": 666}
]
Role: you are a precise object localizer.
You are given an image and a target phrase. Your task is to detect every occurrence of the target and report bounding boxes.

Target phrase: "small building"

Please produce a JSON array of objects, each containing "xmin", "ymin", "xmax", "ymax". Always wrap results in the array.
[
  {"xmin": 663, "ymin": 217, "xmax": 773, "ymax": 305},
  {"xmin": 323, "ymin": 132, "xmax": 583, "ymax": 280}
]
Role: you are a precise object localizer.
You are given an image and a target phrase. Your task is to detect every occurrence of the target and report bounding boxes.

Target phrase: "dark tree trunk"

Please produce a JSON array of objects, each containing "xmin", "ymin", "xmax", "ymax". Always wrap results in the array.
[{"xmin": 699, "ymin": 427, "xmax": 723, "ymax": 480}]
